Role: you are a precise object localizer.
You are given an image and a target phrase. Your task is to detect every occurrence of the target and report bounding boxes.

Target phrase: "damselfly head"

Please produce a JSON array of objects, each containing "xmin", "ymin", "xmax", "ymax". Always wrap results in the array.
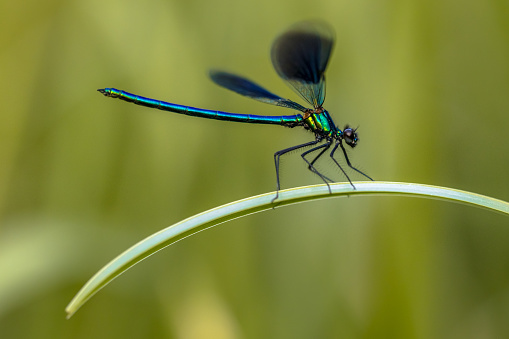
[{"xmin": 342, "ymin": 125, "xmax": 358, "ymax": 148}]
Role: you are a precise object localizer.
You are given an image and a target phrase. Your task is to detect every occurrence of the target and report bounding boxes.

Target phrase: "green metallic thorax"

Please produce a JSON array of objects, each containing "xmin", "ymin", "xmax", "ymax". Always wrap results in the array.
[{"xmin": 303, "ymin": 110, "xmax": 336, "ymax": 137}]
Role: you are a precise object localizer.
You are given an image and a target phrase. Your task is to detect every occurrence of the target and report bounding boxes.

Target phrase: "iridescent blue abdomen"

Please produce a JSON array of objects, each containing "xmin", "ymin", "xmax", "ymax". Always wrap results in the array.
[{"xmin": 99, "ymin": 88, "xmax": 304, "ymax": 127}]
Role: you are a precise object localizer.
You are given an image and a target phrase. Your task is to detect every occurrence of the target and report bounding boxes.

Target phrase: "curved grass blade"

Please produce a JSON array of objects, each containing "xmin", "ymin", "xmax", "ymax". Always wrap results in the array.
[{"xmin": 66, "ymin": 181, "xmax": 509, "ymax": 318}]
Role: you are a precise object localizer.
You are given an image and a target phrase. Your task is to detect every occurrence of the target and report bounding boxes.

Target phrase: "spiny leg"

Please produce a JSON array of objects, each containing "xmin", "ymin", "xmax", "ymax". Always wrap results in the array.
[
  {"xmin": 329, "ymin": 142, "xmax": 374, "ymax": 189},
  {"xmin": 330, "ymin": 143, "xmax": 355, "ymax": 188},
  {"xmin": 273, "ymin": 138, "xmax": 323, "ymax": 202},
  {"xmin": 307, "ymin": 144, "xmax": 334, "ymax": 183},
  {"xmin": 300, "ymin": 142, "xmax": 334, "ymax": 193},
  {"xmin": 337, "ymin": 142, "xmax": 374, "ymax": 181}
]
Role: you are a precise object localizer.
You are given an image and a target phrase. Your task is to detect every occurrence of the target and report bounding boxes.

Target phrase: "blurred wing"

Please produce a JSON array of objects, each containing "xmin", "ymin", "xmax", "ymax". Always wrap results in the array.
[
  {"xmin": 271, "ymin": 21, "xmax": 334, "ymax": 108},
  {"xmin": 210, "ymin": 71, "xmax": 308, "ymax": 112}
]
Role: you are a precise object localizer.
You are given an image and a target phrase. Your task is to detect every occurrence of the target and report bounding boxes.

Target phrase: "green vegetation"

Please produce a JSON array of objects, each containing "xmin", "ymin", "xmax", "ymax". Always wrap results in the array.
[{"xmin": 2, "ymin": 1, "xmax": 509, "ymax": 338}]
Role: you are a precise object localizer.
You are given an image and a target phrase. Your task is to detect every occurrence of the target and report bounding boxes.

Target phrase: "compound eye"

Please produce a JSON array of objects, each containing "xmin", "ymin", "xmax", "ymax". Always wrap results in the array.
[{"xmin": 343, "ymin": 128, "xmax": 358, "ymax": 147}]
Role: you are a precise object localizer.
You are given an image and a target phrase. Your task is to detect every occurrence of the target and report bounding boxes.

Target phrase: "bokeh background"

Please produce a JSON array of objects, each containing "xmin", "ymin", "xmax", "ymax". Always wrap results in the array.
[{"xmin": 1, "ymin": 0, "xmax": 509, "ymax": 338}]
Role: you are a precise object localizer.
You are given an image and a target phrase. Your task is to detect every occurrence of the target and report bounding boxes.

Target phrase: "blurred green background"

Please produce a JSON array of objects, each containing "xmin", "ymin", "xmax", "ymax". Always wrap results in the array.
[{"xmin": 1, "ymin": 0, "xmax": 509, "ymax": 338}]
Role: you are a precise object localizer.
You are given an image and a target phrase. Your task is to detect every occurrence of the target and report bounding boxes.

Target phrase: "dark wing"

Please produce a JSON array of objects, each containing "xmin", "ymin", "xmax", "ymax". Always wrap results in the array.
[
  {"xmin": 271, "ymin": 21, "xmax": 334, "ymax": 109},
  {"xmin": 210, "ymin": 71, "xmax": 307, "ymax": 112}
]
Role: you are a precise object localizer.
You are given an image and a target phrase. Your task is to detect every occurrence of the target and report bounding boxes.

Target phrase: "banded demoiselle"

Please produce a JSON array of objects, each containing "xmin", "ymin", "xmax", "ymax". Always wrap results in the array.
[{"xmin": 99, "ymin": 21, "xmax": 373, "ymax": 200}]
